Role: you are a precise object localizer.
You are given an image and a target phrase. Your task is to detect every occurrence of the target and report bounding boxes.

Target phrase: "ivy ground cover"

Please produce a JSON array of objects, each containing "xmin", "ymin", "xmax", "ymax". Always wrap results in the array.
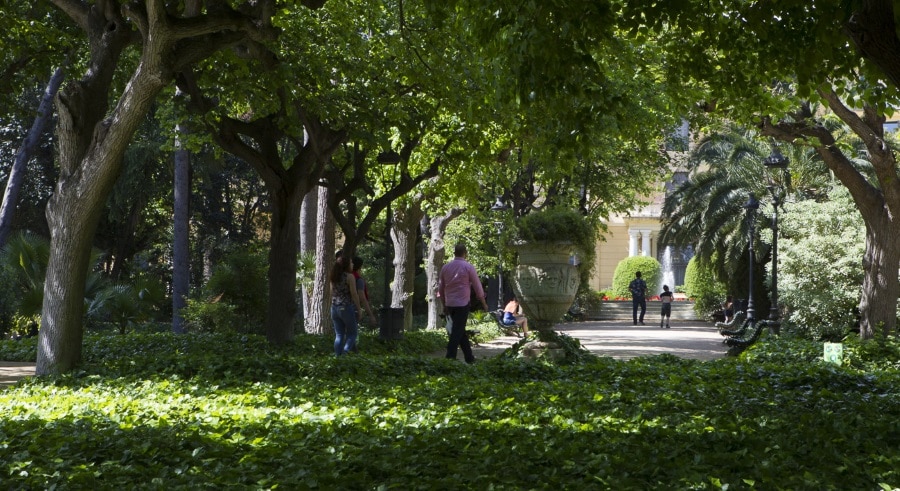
[{"xmin": 0, "ymin": 331, "xmax": 898, "ymax": 490}]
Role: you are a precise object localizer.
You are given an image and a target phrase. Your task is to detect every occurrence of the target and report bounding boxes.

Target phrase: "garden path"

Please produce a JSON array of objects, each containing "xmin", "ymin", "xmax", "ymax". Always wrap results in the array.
[
  {"xmin": 0, "ymin": 362, "xmax": 34, "ymax": 387},
  {"xmin": 464, "ymin": 319, "xmax": 729, "ymax": 361}
]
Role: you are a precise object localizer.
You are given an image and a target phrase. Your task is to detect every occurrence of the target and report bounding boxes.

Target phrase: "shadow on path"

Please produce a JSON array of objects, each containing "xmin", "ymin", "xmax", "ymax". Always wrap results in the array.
[
  {"xmin": 0, "ymin": 362, "xmax": 35, "ymax": 387},
  {"xmin": 459, "ymin": 319, "xmax": 729, "ymax": 362}
]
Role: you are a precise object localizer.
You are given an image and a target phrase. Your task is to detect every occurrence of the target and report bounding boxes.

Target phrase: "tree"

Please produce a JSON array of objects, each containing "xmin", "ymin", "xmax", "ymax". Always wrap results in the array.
[
  {"xmin": 421, "ymin": 207, "xmax": 464, "ymax": 329},
  {"xmin": 448, "ymin": 0, "xmax": 900, "ymax": 338},
  {"xmin": 37, "ymin": 0, "xmax": 321, "ymax": 375},
  {"xmin": 660, "ymin": 123, "xmax": 836, "ymax": 304},
  {"xmin": 779, "ymin": 185, "xmax": 867, "ymax": 340},
  {"xmin": 0, "ymin": 64, "xmax": 66, "ymax": 248},
  {"xmin": 307, "ymin": 185, "xmax": 335, "ymax": 335},
  {"xmin": 630, "ymin": 0, "xmax": 900, "ymax": 338},
  {"xmin": 171, "ymin": 116, "xmax": 191, "ymax": 335}
]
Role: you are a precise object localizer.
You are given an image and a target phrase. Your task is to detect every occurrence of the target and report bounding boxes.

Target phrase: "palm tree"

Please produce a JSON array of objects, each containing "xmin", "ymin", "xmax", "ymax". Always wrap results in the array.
[{"xmin": 660, "ymin": 122, "xmax": 830, "ymax": 303}]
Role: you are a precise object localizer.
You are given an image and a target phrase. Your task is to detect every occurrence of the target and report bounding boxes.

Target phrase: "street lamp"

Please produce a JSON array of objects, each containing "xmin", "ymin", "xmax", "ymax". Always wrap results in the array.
[
  {"xmin": 743, "ymin": 193, "xmax": 760, "ymax": 324},
  {"xmin": 377, "ymin": 150, "xmax": 402, "ymax": 307},
  {"xmin": 377, "ymin": 150, "xmax": 402, "ymax": 340},
  {"xmin": 763, "ymin": 147, "xmax": 789, "ymax": 334},
  {"xmin": 490, "ymin": 197, "xmax": 509, "ymax": 310}
]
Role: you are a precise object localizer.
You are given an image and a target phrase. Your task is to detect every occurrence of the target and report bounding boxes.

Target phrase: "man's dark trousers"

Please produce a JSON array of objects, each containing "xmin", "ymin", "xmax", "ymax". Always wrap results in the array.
[
  {"xmin": 632, "ymin": 297, "xmax": 646, "ymax": 324},
  {"xmin": 446, "ymin": 306, "xmax": 475, "ymax": 362}
]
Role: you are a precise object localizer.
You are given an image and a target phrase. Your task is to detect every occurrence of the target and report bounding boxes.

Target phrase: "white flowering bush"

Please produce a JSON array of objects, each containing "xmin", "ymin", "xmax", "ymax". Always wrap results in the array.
[{"xmin": 778, "ymin": 186, "xmax": 864, "ymax": 340}]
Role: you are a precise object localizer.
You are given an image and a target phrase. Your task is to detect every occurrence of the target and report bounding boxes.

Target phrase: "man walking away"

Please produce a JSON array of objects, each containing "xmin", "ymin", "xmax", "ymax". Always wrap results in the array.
[
  {"xmin": 438, "ymin": 243, "xmax": 488, "ymax": 363},
  {"xmin": 629, "ymin": 271, "xmax": 647, "ymax": 325}
]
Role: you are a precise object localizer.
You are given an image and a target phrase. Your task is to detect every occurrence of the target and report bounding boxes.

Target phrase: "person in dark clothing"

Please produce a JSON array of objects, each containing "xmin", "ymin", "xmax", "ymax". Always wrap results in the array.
[
  {"xmin": 629, "ymin": 271, "xmax": 647, "ymax": 325},
  {"xmin": 659, "ymin": 284, "xmax": 674, "ymax": 329}
]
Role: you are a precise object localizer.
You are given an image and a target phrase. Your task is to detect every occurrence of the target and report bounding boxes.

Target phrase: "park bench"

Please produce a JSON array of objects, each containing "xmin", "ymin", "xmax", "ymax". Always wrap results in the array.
[
  {"xmin": 488, "ymin": 309, "xmax": 526, "ymax": 337},
  {"xmin": 716, "ymin": 311, "xmax": 747, "ymax": 337},
  {"xmin": 723, "ymin": 319, "xmax": 771, "ymax": 349}
]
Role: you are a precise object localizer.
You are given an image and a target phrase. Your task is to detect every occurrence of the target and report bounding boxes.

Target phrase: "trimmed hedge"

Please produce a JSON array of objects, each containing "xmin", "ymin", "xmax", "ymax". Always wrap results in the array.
[{"xmin": 611, "ymin": 256, "xmax": 661, "ymax": 298}]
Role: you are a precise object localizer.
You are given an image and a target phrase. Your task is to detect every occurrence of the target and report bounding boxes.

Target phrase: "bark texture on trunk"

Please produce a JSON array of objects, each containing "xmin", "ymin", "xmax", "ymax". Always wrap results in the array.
[
  {"xmin": 763, "ymin": 90, "xmax": 900, "ymax": 339},
  {"xmin": 299, "ymin": 188, "xmax": 318, "ymax": 325},
  {"xmin": 307, "ymin": 185, "xmax": 334, "ymax": 335},
  {"xmin": 391, "ymin": 199, "xmax": 424, "ymax": 331},
  {"xmin": 858, "ymin": 221, "xmax": 900, "ymax": 338},
  {"xmin": 172, "ymin": 123, "xmax": 191, "ymax": 334},
  {"xmin": 423, "ymin": 208, "xmax": 464, "ymax": 330},
  {"xmin": 265, "ymin": 186, "xmax": 305, "ymax": 344},
  {"xmin": 38, "ymin": 3, "xmax": 147, "ymax": 375},
  {"xmin": 39, "ymin": 0, "xmax": 284, "ymax": 374}
]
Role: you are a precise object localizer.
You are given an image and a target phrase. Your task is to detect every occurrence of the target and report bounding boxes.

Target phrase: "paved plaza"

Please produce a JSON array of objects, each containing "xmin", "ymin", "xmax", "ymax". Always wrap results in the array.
[{"xmin": 471, "ymin": 319, "xmax": 729, "ymax": 361}]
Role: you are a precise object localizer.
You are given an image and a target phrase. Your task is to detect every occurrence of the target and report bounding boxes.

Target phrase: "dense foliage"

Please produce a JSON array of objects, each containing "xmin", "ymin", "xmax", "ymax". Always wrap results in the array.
[
  {"xmin": 181, "ymin": 248, "xmax": 270, "ymax": 335},
  {"xmin": 683, "ymin": 256, "xmax": 727, "ymax": 319},
  {"xmin": 610, "ymin": 256, "xmax": 661, "ymax": 299},
  {"xmin": 1, "ymin": 331, "xmax": 898, "ymax": 489},
  {"xmin": 778, "ymin": 186, "xmax": 866, "ymax": 340}
]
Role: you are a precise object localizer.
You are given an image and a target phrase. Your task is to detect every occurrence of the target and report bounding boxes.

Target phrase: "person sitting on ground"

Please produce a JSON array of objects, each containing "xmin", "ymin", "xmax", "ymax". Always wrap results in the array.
[{"xmin": 502, "ymin": 296, "xmax": 530, "ymax": 337}]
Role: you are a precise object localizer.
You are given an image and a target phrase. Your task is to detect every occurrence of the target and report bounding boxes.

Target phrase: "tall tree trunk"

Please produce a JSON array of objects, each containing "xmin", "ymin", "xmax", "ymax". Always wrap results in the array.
[
  {"xmin": 423, "ymin": 208, "xmax": 464, "ymax": 330},
  {"xmin": 37, "ymin": 4, "xmax": 145, "ymax": 375},
  {"xmin": 391, "ymin": 199, "xmax": 424, "ymax": 331},
  {"xmin": 299, "ymin": 188, "xmax": 318, "ymax": 325},
  {"xmin": 858, "ymin": 218, "xmax": 900, "ymax": 338},
  {"xmin": 764, "ymin": 91, "xmax": 900, "ymax": 339},
  {"xmin": 203, "ymin": 111, "xmax": 343, "ymax": 344},
  {"xmin": 170, "ymin": 0, "xmax": 201, "ymax": 336},
  {"xmin": 266, "ymin": 186, "xmax": 305, "ymax": 344},
  {"xmin": 39, "ymin": 0, "xmax": 283, "ymax": 374},
  {"xmin": 307, "ymin": 185, "xmax": 334, "ymax": 334},
  {"xmin": 0, "ymin": 64, "xmax": 66, "ymax": 248},
  {"xmin": 172, "ymin": 121, "xmax": 191, "ymax": 334}
]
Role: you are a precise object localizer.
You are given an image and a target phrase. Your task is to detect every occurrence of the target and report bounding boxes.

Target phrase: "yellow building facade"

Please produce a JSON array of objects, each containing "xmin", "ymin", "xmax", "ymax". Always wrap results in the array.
[{"xmin": 589, "ymin": 165, "xmax": 691, "ymax": 292}]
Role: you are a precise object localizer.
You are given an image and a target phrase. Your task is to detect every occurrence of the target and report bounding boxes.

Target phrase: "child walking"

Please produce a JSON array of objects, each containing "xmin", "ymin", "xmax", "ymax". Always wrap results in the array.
[{"xmin": 659, "ymin": 285, "xmax": 674, "ymax": 328}]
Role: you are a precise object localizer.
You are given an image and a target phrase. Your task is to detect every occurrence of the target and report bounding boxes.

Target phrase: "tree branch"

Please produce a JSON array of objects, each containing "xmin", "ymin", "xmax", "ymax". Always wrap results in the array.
[
  {"xmin": 843, "ymin": 0, "xmax": 900, "ymax": 89},
  {"xmin": 51, "ymin": 0, "xmax": 90, "ymax": 31}
]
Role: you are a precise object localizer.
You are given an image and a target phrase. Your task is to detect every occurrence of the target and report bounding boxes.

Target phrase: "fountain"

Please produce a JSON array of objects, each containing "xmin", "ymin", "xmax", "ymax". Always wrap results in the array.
[{"xmin": 661, "ymin": 245, "xmax": 676, "ymax": 290}]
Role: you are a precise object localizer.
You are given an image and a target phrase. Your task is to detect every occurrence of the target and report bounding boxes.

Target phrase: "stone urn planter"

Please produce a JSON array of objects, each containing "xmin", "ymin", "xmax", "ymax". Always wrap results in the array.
[{"xmin": 510, "ymin": 241, "xmax": 579, "ymax": 332}]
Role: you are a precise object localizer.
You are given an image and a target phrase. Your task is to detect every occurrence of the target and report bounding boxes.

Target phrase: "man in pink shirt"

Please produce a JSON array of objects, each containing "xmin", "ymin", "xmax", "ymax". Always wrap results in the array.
[{"xmin": 438, "ymin": 243, "xmax": 488, "ymax": 363}]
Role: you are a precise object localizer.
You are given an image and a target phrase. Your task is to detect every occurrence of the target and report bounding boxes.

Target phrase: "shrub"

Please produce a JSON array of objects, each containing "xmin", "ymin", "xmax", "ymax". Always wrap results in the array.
[
  {"xmin": 610, "ymin": 256, "xmax": 661, "ymax": 299},
  {"xmin": 778, "ymin": 186, "xmax": 865, "ymax": 340},
  {"xmin": 683, "ymin": 256, "xmax": 726, "ymax": 318},
  {"xmin": 182, "ymin": 248, "xmax": 268, "ymax": 334}
]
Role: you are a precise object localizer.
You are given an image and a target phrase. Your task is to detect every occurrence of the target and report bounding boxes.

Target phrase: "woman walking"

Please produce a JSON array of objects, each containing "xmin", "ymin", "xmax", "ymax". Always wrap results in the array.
[{"xmin": 330, "ymin": 253, "xmax": 363, "ymax": 355}]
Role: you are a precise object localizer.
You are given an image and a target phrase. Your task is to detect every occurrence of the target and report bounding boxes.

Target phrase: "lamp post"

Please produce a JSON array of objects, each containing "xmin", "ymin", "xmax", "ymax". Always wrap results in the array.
[
  {"xmin": 743, "ymin": 193, "xmax": 760, "ymax": 324},
  {"xmin": 763, "ymin": 148, "xmax": 789, "ymax": 333},
  {"xmin": 490, "ymin": 197, "xmax": 509, "ymax": 310},
  {"xmin": 377, "ymin": 150, "xmax": 401, "ymax": 340}
]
